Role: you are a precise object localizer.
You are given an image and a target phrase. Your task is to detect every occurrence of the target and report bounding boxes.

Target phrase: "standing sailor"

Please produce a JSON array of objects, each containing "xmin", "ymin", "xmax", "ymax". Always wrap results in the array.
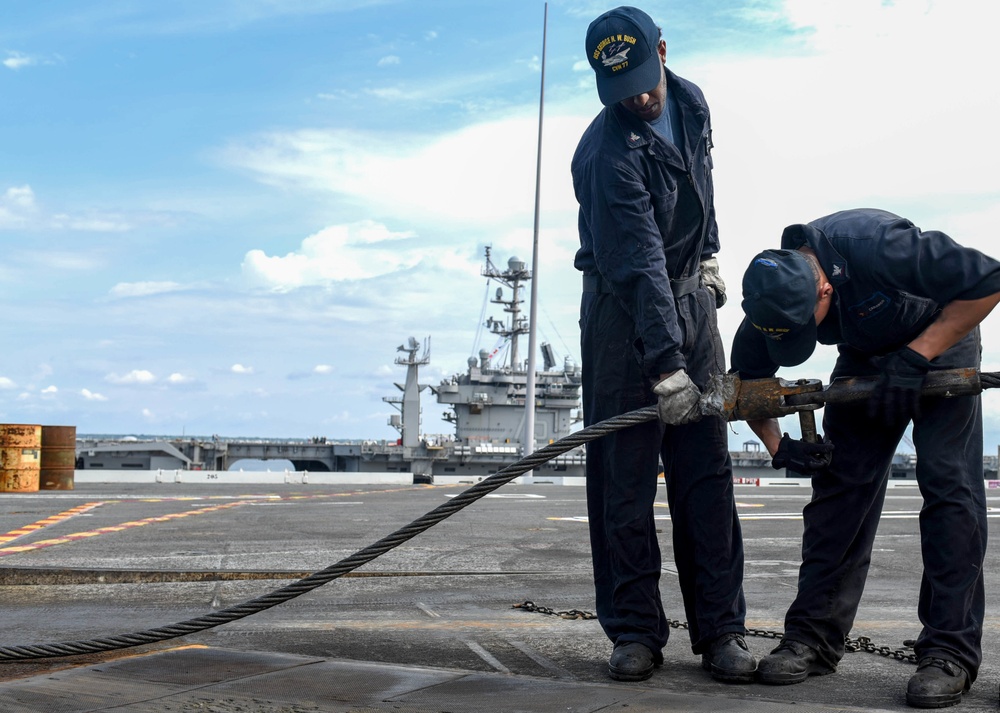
[{"xmin": 572, "ymin": 5, "xmax": 753, "ymax": 683}]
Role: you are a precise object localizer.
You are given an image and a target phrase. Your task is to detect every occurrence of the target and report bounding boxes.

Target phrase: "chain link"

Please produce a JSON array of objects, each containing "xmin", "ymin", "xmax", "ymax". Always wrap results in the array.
[
  {"xmin": 513, "ymin": 601, "xmax": 917, "ymax": 663},
  {"xmin": 512, "ymin": 600, "xmax": 597, "ymax": 621},
  {"xmin": 844, "ymin": 635, "xmax": 918, "ymax": 663},
  {"xmin": 744, "ymin": 626, "xmax": 783, "ymax": 640}
]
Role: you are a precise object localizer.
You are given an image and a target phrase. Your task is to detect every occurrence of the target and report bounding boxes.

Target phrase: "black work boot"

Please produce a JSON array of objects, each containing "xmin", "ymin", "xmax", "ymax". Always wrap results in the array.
[
  {"xmin": 756, "ymin": 639, "xmax": 835, "ymax": 685},
  {"xmin": 608, "ymin": 641, "xmax": 658, "ymax": 682},
  {"xmin": 701, "ymin": 632, "xmax": 757, "ymax": 683},
  {"xmin": 906, "ymin": 658, "xmax": 967, "ymax": 709}
]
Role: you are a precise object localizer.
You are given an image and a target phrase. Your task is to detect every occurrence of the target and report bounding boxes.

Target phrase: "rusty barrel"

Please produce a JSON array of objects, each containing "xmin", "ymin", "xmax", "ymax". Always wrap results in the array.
[
  {"xmin": 0, "ymin": 424, "xmax": 42, "ymax": 492},
  {"xmin": 40, "ymin": 425, "xmax": 76, "ymax": 491}
]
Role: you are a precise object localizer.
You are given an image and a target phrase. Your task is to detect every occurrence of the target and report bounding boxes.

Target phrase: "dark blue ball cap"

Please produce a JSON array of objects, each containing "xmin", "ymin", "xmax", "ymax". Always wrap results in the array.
[
  {"xmin": 585, "ymin": 6, "xmax": 662, "ymax": 106},
  {"xmin": 741, "ymin": 249, "xmax": 818, "ymax": 367}
]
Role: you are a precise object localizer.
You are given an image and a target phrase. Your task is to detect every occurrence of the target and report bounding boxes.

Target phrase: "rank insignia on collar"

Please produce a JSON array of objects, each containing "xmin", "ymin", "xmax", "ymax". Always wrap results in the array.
[{"xmin": 627, "ymin": 131, "xmax": 643, "ymax": 148}]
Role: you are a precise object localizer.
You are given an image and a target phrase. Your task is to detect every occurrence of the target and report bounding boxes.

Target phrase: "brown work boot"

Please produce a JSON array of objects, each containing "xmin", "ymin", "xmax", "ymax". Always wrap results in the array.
[
  {"xmin": 608, "ymin": 642, "xmax": 658, "ymax": 682},
  {"xmin": 906, "ymin": 658, "xmax": 967, "ymax": 708},
  {"xmin": 701, "ymin": 632, "xmax": 757, "ymax": 683},
  {"xmin": 756, "ymin": 639, "xmax": 835, "ymax": 685}
]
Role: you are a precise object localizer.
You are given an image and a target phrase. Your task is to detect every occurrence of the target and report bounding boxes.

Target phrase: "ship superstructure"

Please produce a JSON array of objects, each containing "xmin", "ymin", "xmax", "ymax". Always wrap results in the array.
[
  {"xmin": 434, "ymin": 251, "xmax": 580, "ymax": 450},
  {"xmin": 362, "ymin": 248, "xmax": 585, "ymax": 480}
]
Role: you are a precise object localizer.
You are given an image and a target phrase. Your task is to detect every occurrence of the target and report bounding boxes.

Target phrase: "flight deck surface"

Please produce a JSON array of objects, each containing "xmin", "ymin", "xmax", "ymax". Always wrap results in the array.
[{"xmin": 0, "ymin": 480, "xmax": 996, "ymax": 712}]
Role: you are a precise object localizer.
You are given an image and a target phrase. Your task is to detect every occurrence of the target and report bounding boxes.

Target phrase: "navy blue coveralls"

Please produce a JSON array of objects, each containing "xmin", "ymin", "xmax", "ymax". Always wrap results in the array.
[
  {"xmin": 572, "ymin": 66, "xmax": 747, "ymax": 658},
  {"xmin": 732, "ymin": 208, "xmax": 1000, "ymax": 682}
]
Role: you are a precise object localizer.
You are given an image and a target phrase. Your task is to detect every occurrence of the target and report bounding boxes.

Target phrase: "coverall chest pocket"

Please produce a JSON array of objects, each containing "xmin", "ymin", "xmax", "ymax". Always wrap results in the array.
[
  {"xmin": 845, "ymin": 290, "xmax": 938, "ymax": 352},
  {"xmin": 648, "ymin": 175, "xmax": 679, "ymax": 238}
]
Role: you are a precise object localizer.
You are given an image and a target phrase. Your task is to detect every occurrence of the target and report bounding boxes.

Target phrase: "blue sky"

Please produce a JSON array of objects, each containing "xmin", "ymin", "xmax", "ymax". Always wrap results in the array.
[{"xmin": 2, "ymin": 0, "xmax": 1000, "ymax": 453}]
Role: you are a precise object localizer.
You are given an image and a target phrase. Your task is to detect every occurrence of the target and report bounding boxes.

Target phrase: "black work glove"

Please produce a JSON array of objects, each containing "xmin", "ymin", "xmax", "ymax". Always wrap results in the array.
[
  {"xmin": 868, "ymin": 347, "xmax": 932, "ymax": 426},
  {"xmin": 771, "ymin": 433, "xmax": 834, "ymax": 474}
]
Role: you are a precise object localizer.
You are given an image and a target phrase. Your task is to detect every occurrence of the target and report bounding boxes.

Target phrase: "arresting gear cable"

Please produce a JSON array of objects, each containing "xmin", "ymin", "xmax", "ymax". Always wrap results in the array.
[
  {"xmin": 0, "ymin": 405, "xmax": 660, "ymax": 661},
  {"xmin": 5, "ymin": 369, "xmax": 999, "ymax": 661}
]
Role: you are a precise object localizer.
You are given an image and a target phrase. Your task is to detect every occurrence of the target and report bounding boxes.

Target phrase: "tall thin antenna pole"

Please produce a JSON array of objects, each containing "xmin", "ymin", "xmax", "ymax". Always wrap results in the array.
[{"xmin": 522, "ymin": 2, "xmax": 547, "ymax": 475}]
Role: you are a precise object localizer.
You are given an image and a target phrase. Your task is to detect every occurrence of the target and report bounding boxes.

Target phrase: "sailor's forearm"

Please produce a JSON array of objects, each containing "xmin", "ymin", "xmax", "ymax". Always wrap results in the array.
[
  {"xmin": 909, "ymin": 294, "xmax": 1000, "ymax": 360},
  {"xmin": 748, "ymin": 417, "xmax": 783, "ymax": 456}
]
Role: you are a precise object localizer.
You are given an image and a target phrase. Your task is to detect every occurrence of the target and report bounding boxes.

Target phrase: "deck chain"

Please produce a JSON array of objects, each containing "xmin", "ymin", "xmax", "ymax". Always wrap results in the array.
[
  {"xmin": 514, "ymin": 601, "xmax": 917, "ymax": 663},
  {"xmin": 511, "ymin": 600, "xmax": 598, "ymax": 621},
  {"xmin": 844, "ymin": 635, "xmax": 918, "ymax": 663}
]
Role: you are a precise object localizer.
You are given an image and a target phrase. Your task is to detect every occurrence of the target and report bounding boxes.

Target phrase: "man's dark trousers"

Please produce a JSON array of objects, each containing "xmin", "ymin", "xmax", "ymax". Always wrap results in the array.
[
  {"xmin": 580, "ymin": 288, "xmax": 747, "ymax": 656},
  {"xmin": 784, "ymin": 330, "xmax": 986, "ymax": 682}
]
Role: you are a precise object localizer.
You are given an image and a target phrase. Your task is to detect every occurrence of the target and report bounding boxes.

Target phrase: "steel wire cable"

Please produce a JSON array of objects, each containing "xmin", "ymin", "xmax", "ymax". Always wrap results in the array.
[
  {"xmin": 0, "ymin": 406, "xmax": 659, "ymax": 660},
  {"xmin": 5, "ymin": 370, "xmax": 999, "ymax": 661}
]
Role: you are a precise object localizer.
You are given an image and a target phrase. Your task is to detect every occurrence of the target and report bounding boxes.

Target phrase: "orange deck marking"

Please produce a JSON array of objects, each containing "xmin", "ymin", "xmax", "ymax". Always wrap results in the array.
[
  {"xmin": 0, "ymin": 486, "xmax": 433, "ymax": 558},
  {"xmin": 0, "ymin": 500, "xmax": 252, "ymax": 558},
  {"xmin": 0, "ymin": 502, "xmax": 106, "ymax": 545}
]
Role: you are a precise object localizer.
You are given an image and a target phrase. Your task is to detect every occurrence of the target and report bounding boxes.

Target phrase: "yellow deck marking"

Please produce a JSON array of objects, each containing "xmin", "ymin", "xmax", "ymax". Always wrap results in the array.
[
  {"xmin": 0, "ymin": 500, "xmax": 251, "ymax": 558},
  {"xmin": 0, "ymin": 502, "xmax": 105, "ymax": 545},
  {"xmin": 0, "ymin": 485, "xmax": 433, "ymax": 558}
]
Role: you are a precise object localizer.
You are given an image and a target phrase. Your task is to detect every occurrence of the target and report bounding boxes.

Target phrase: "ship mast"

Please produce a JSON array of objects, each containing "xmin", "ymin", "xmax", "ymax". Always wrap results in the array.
[
  {"xmin": 384, "ymin": 337, "xmax": 429, "ymax": 449},
  {"xmin": 483, "ymin": 248, "xmax": 529, "ymax": 369}
]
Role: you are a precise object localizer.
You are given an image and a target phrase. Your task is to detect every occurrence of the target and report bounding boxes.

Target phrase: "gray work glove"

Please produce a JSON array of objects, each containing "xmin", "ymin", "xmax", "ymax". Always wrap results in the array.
[
  {"xmin": 700, "ymin": 256, "xmax": 727, "ymax": 308},
  {"xmin": 652, "ymin": 370, "xmax": 702, "ymax": 425}
]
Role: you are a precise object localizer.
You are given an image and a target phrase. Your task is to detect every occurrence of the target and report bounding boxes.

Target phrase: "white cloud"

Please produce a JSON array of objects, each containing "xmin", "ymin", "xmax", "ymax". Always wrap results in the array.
[
  {"xmin": 0, "ymin": 377, "xmax": 15, "ymax": 390},
  {"xmin": 106, "ymin": 369, "xmax": 156, "ymax": 385},
  {"xmin": 287, "ymin": 363, "xmax": 336, "ymax": 381},
  {"xmin": 700, "ymin": 0, "xmax": 1000, "ymax": 203},
  {"xmin": 4, "ymin": 185, "xmax": 35, "ymax": 207},
  {"xmin": 110, "ymin": 281, "xmax": 184, "ymax": 298},
  {"xmin": 683, "ymin": 0, "xmax": 1000, "ymax": 354},
  {"xmin": 231, "ymin": 364, "xmax": 254, "ymax": 374},
  {"xmin": 166, "ymin": 372, "xmax": 194, "ymax": 384},
  {"xmin": 0, "ymin": 185, "xmax": 36, "ymax": 228},
  {"xmin": 81, "ymin": 388, "xmax": 108, "ymax": 401},
  {"xmin": 377, "ymin": 55, "xmax": 400, "ymax": 66},
  {"xmin": 782, "ymin": 0, "xmax": 942, "ymax": 54},
  {"xmin": 3, "ymin": 51, "xmax": 35, "ymax": 70},
  {"xmin": 366, "ymin": 87, "xmax": 410, "ymax": 101},
  {"xmin": 50, "ymin": 214, "xmax": 132, "ymax": 232},
  {"xmin": 221, "ymin": 113, "xmax": 588, "ymax": 229},
  {"xmin": 31, "ymin": 251, "xmax": 103, "ymax": 271},
  {"xmin": 0, "ymin": 184, "xmax": 135, "ymax": 233},
  {"xmin": 241, "ymin": 219, "xmax": 419, "ymax": 290}
]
